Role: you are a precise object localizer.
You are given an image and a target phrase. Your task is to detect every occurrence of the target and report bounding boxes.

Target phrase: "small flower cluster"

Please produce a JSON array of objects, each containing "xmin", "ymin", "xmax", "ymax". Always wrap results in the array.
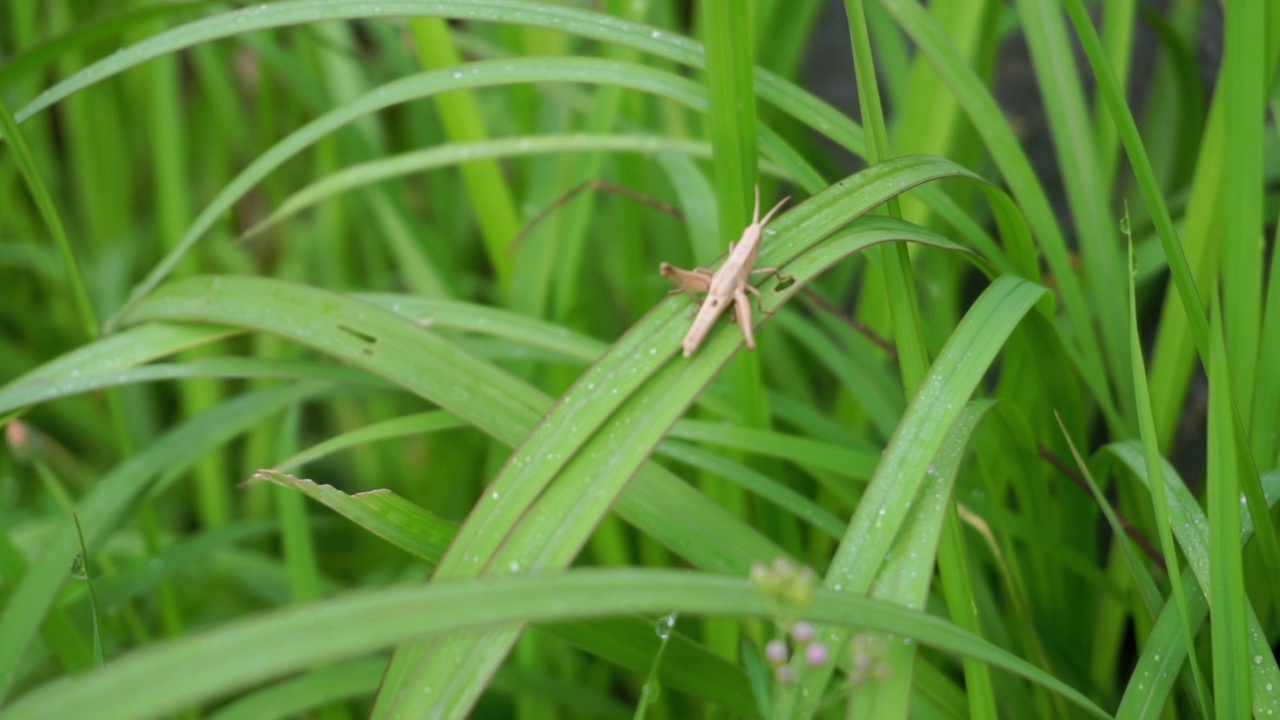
[
  {"xmin": 749, "ymin": 558, "xmax": 829, "ymax": 683},
  {"xmin": 764, "ymin": 621, "xmax": 830, "ymax": 683},
  {"xmin": 749, "ymin": 557, "xmax": 815, "ymax": 615}
]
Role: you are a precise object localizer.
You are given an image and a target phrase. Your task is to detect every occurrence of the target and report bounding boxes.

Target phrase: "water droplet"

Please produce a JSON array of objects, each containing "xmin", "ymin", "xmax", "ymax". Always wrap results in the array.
[
  {"xmin": 639, "ymin": 681, "xmax": 661, "ymax": 704},
  {"xmin": 1118, "ymin": 216, "xmax": 1130, "ymax": 234},
  {"xmin": 654, "ymin": 613, "xmax": 676, "ymax": 639},
  {"xmin": 70, "ymin": 554, "xmax": 87, "ymax": 580}
]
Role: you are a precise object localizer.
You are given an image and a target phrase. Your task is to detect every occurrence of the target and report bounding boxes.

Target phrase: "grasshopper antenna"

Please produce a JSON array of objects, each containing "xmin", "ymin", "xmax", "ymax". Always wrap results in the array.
[{"xmin": 508, "ymin": 179, "xmax": 685, "ymax": 254}]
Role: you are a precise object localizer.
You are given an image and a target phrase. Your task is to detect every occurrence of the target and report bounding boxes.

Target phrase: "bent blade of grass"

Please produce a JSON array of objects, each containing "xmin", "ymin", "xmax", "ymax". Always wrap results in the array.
[
  {"xmin": 253, "ymin": 470, "xmax": 455, "ymax": 564},
  {"xmin": 268, "ymin": 411, "xmax": 468, "ymax": 473},
  {"xmin": 360, "ymin": 293, "xmax": 607, "ymax": 361},
  {"xmin": 206, "ymin": 658, "xmax": 387, "ymax": 720},
  {"xmin": 0, "ymin": 571, "xmax": 1111, "ymax": 720},
  {"xmin": 0, "ymin": 357, "xmax": 383, "ymax": 417},
  {"xmin": 667, "ymin": 419, "xmax": 879, "ymax": 479},
  {"xmin": 845, "ymin": 401, "xmax": 993, "ymax": 719},
  {"xmin": 1124, "ymin": 235, "xmax": 1210, "ymax": 712},
  {"xmin": 0, "ymin": 98, "xmax": 97, "ymax": 340},
  {"xmin": 0, "ymin": 384, "xmax": 324, "ymax": 702},
  {"xmin": 252, "ymin": 470, "xmax": 756, "ymax": 711},
  {"xmin": 783, "ymin": 275, "xmax": 1047, "ymax": 716},
  {"xmin": 7, "ymin": 1, "xmax": 865, "ymax": 158},
  {"xmin": 655, "ymin": 440, "xmax": 846, "ymax": 539},
  {"xmin": 0, "ymin": 324, "xmax": 237, "ymax": 415},
  {"xmin": 0, "ymin": 2, "xmax": 216, "ymax": 90},
  {"xmin": 113, "ymin": 274, "xmax": 788, "ymax": 597},
  {"xmin": 102, "ymin": 57, "xmax": 818, "ymax": 327},
  {"xmin": 241, "ymin": 135, "xmax": 733, "ymax": 242}
]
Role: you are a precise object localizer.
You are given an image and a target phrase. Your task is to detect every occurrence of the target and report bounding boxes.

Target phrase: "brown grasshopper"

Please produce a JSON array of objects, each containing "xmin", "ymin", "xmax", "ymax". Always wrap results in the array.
[{"xmin": 660, "ymin": 186, "xmax": 790, "ymax": 357}]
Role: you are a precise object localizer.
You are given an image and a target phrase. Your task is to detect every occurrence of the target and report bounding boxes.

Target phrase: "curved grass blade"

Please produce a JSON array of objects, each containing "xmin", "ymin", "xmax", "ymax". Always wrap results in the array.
[
  {"xmin": 103, "ymin": 57, "xmax": 820, "ymax": 327},
  {"xmin": 0, "ymin": 570, "xmax": 1111, "ymax": 720},
  {"xmin": 207, "ymin": 658, "xmax": 386, "ymax": 720},
  {"xmin": 241, "ymin": 135, "xmax": 744, "ymax": 242},
  {"xmin": 782, "ymin": 276, "xmax": 1047, "ymax": 715},
  {"xmin": 8, "ymin": 1, "xmax": 864, "ymax": 158},
  {"xmin": 843, "ymin": 401, "xmax": 994, "ymax": 719},
  {"xmin": 253, "ymin": 471, "xmax": 456, "ymax": 566},
  {"xmin": 0, "ymin": 356, "xmax": 381, "ymax": 417},
  {"xmin": 655, "ymin": 440, "xmax": 846, "ymax": 539},
  {"xmin": 358, "ymin": 293, "xmax": 606, "ymax": 362},
  {"xmin": 0, "ymin": 324, "xmax": 235, "ymax": 415},
  {"xmin": 0, "ymin": 99, "xmax": 96, "ymax": 340},
  {"xmin": 118, "ymin": 276, "xmax": 787, "ymax": 574},
  {"xmin": 252, "ymin": 470, "xmax": 756, "ymax": 711},
  {"xmin": 269, "ymin": 411, "xmax": 468, "ymax": 473}
]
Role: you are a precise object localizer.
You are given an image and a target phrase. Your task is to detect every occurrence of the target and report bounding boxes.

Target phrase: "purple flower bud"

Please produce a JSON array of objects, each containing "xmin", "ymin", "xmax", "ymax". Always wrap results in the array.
[
  {"xmin": 775, "ymin": 665, "xmax": 797, "ymax": 684},
  {"xmin": 804, "ymin": 642, "xmax": 829, "ymax": 667},
  {"xmin": 791, "ymin": 621, "xmax": 815, "ymax": 644},
  {"xmin": 765, "ymin": 639, "xmax": 789, "ymax": 665}
]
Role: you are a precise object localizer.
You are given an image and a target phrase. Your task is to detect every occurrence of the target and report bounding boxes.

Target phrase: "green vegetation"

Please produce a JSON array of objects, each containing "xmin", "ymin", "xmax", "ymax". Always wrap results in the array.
[{"xmin": 1, "ymin": 1, "xmax": 1277, "ymax": 718}]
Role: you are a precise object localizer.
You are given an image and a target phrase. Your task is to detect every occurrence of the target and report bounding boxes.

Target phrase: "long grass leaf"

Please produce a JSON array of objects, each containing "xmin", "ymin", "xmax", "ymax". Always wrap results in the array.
[
  {"xmin": 0, "ymin": 571, "xmax": 1111, "ymax": 720},
  {"xmin": 783, "ymin": 275, "xmax": 1046, "ymax": 715}
]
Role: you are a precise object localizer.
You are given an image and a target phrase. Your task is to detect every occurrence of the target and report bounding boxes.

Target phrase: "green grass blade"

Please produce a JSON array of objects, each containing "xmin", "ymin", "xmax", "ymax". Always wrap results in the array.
[
  {"xmin": 1060, "ymin": 0, "xmax": 1210, "ymax": 380},
  {"xmin": 408, "ymin": 17, "xmax": 521, "ymax": 286},
  {"xmin": 241, "ymin": 134, "xmax": 735, "ymax": 243},
  {"xmin": 102, "ymin": 57, "xmax": 817, "ymax": 327},
  {"xmin": 879, "ymin": 0, "xmax": 1113, "ymax": 421},
  {"xmin": 700, "ymin": 0, "xmax": 760, "ymax": 233},
  {"xmin": 0, "ymin": 571, "xmax": 1111, "ymax": 720},
  {"xmin": 1102, "ymin": 448, "xmax": 1280, "ymax": 718},
  {"xmin": 253, "ymin": 470, "xmax": 457, "ymax": 565},
  {"xmin": 0, "ymin": 98, "xmax": 97, "ymax": 340},
  {"xmin": 844, "ymin": 401, "xmax": 993, "ymax": 719},
  {"xmin": 1219, "ymin": 0, "xmax": 1265, "ymax": 423},
  {"xmin": 783, "ymin": 275, "xmax": 1047, "ymax": 715},
  {"xmin": 1206, "ymin": 303, "xmax": 1250, "ymax": 719},
  {"xmin": 1125, "ymin": 235, "xmax": 1210, "ymax": 713},
  {"xmin": 843, "ymin": 0, "xmax": 930, "ymax": 396},
  {"xmin": 1016, "ymin": 0, "xmax": 1127, "ymax": 412},
  {"xmin": 8, "ymin": 2, "xmax": 865, "ymax": 164},
  {"xmin": 252, "ymin": 471, "xmax": 757, "ymax": 711}
]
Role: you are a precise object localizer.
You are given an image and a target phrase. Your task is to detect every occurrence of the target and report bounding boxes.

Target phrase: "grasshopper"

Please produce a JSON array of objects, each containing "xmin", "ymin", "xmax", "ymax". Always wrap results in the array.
[{"xmin": 661, "ymin": 186, "xmax": 790, "ymax": 357}]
